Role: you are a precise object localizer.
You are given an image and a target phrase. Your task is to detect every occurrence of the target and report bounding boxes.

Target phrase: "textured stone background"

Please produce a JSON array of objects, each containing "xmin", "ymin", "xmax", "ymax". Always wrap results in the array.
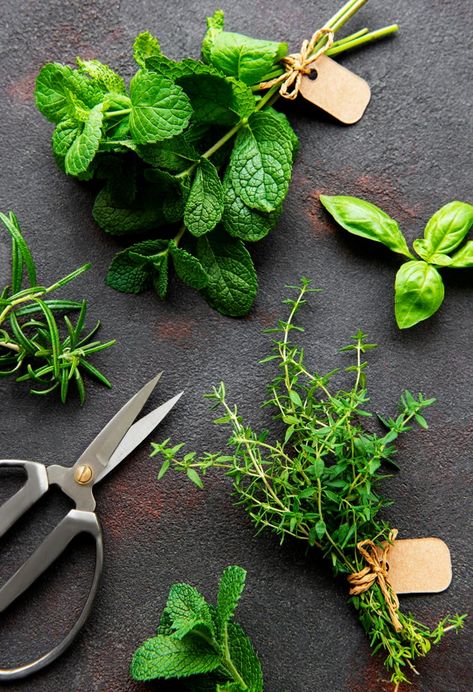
[{"xmin": 0, "ymin": 1, "xmax": 471, "ymax": 690}]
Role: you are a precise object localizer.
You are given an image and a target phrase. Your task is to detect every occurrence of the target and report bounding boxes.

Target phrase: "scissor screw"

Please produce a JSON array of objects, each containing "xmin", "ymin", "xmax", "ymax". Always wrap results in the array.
[{"xmin": 74, "ymin": 464, "xmax": 94, "ymax": 485}]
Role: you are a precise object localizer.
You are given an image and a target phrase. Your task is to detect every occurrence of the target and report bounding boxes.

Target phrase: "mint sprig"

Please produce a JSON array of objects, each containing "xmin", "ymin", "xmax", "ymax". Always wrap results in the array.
[
  {"xmin": 131, "ymin": 565, "xmax": 263, "ymax": 691},
  {"xmin": 320, "ymin": 195, "xmax": 473, "ymax": 328},
  {"xmin": 34, "ymin": 2, "xmax": 398, "ymax": 317}
]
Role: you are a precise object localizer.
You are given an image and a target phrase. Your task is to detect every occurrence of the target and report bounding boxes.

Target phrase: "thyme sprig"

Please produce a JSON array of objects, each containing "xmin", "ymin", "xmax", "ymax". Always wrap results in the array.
[
  {"xmin": 0, "ymin": 212, "xmax": 115, "ymax": 403},
  {"xmin": 152, "ymin": 279, "xmax": 466, "ymax": 687}
]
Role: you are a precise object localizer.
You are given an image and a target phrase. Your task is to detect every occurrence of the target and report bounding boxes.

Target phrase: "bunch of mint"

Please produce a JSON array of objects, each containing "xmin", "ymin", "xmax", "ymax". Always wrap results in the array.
[
  {"xmin": 131, "ymin": 565, "xmax": 263, "ymax": 691},
  {"xmin": 34, "ymin": 12, "xmax": 298, "ymax": 317}
]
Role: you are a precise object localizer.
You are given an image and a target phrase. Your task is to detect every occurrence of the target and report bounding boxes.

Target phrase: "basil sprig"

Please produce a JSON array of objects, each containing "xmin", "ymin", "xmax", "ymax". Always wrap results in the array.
[{"xmin": 320, "ymin": 195, "xmax": 473, "ymax": 329}]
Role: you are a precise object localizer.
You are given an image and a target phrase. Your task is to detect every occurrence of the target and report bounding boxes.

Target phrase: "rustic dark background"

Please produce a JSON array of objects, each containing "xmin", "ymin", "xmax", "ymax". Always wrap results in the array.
[{"xmin": 0, "ymin": 1, "xmax": 472, "ymax": 690}]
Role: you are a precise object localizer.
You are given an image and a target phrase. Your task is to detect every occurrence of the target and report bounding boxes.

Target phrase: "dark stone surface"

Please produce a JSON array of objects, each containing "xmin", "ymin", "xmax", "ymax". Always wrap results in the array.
[{"xmin": 0, "ymin": 1, "xmax": 472, "ymax": 690}]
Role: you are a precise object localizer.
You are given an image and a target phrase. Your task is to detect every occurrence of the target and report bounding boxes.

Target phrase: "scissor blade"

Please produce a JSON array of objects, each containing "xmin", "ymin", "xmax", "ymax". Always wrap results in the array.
[
  {"xmin": 74, "ymin": 373, "xmax": 163, "ymax": 475},
  {"xmin": 94, "ymin": 391, "xmax": 183, "ymax": 484}
]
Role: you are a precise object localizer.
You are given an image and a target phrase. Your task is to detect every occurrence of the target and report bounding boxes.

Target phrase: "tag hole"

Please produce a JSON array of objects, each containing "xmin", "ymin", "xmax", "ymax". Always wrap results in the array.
[
  {"xmin": 385, "ymin": 561, "xmax": 390, "ymax": 572},
  {"xmin": 308, "ymin": 68, "xmax": 318, "ymax": 81}
]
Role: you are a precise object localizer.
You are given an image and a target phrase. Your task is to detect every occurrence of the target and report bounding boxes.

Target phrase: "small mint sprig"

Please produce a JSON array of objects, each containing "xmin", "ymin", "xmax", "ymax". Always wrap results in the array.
[
  {"xmin": 131, "ymin": 565, "xmax": 263, "ymax": 691},
  {"xmin": 320, "ymin": 195, "xmax": 473, "ymax": 329}
]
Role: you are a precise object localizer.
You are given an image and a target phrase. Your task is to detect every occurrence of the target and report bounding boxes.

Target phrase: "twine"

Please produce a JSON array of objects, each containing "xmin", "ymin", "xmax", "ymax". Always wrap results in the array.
[
  {"xmin": 259, "ymin": 27, "xmax": 335, "ymax": 100},
  {"xmin": 347, "ymin": 529, "xmax": 402, "ymax": 632}
]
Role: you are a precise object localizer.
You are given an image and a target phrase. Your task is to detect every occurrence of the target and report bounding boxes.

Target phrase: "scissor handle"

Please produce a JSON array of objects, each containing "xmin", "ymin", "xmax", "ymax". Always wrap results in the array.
[
  {"xmin": 0, "ymin": 460, "xmax": 49, "ymax": 539},
  {"xmin": 0, "ymin": 467, "xmax": 104, "ymax": 679}
]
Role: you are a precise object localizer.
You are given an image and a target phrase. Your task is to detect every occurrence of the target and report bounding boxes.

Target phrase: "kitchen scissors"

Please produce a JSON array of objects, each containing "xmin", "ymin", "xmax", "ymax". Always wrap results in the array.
[{"xmin": 0, "ymin": 373, "xmax": 182, "ymax": 681}]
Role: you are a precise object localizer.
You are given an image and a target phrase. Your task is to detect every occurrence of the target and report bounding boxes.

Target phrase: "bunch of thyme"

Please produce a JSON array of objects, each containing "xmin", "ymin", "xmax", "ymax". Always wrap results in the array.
[
  {"xmin": 152, "ymin": 279, "xmax": 465, "ymax": 688},
  {"xmin": 0, "ymin": 211, "xmax": 115, "ymax": 403}
]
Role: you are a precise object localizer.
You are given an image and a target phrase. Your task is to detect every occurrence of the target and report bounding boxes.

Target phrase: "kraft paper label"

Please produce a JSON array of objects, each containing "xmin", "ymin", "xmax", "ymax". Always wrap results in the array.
[
  {"xmin": 299, "ymin": 54, "xmax": 371, "ymax": 124},
  {"xmin": 378, "ymin": 537, "xmax": 452, "ymax": 595}
]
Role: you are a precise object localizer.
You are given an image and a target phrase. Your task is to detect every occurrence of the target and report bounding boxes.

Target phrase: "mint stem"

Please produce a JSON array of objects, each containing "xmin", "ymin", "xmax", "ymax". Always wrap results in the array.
[{"xmin": 326, "ymin": 24, "xmax": 399, "ymax": 56}]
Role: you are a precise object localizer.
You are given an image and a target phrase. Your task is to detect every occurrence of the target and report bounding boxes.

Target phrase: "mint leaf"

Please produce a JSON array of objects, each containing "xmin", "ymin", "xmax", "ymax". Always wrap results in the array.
[
  {"xmin": 133, "ymin": 31, "xmax": 161, "ymax": 67},
  {"xmin": 76, "ymin": 58, "xmax": 126, "ymax": 94},
  {"xmin": 227, "ymin": 622, "xmax": 263, "ymax": 692},
  {"xmin": 64, "ymin": 103, "xmax": 103, "ymax": 176},
  {"xmin": 166, "ymin": 583, "xmax": 215, "ymax": 639},
  {"xmin": 52, "ymin": 120, "xmax": 80, "ymax": 157},
  {"xmin": 228, "ymin": 111, "xmax": 293, "ymax": 213},
  {"xmin": 196, "ymin": 231, "xmax": 257, "ymax": 316},
  {"xmin": 217, "ymin": 566, "xmax": 246, "ymax": 628},
  {"xmin": 394, "ymin": 260, "xmax": 445, "ymax": 329},
  {"xmin": 129, "ymin": 70, "xmax": 192, "ymax": 144},
  {"xmin": 93, "ymin": 183, "xmax": 164, "ymax": 235},
  {"xmin": 170, "ymin": 242, "xmax": 208, "ymax": 289},
  {"xmin": 35, "ymin": 63, "xmax": 103, "ymax": 124},
  {"xmin": 137, "ymin": 133, "xmax": 199, "ymax": 171},
  {"xmin": 185, "ymin": 159, "xmax": 224, "ymax": 237},
  {"xmin": 154, "ymin": 253, "xmax": 169, "ymax": 298},
  {"xmin": 223, "ymin": 177, "xmax": 281, "ymax": 241},
  {"xmin": 320, "ymin": 195, "xmax": 413, "ymax": 258},
  {"xmin": 202, "ymin": 9, "xmax": 225, "ymax": 64},
  {"xmin": 413, "ymin": 201, "xmax": 473, "ymax": 261},
  {"xmin": 206, "ymin": 30, "xmax": 287, "ymax": 86},
  {"xmin": 106, "ymin": 239, "xmax": 167, "ymax": 293},
  {"xmin": 131, "ymin": 635, "xmax": 221, "ymax": 681}
]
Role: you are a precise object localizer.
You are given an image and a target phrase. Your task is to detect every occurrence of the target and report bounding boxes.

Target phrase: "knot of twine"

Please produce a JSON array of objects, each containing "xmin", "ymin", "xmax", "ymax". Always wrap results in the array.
[
  {"xmin": 347, "ymin": 529, "xmax": 402, "ymax": 632},
  {"xmin": 259, "ymin": 27, "xmax": 335, "ymax": 100}
]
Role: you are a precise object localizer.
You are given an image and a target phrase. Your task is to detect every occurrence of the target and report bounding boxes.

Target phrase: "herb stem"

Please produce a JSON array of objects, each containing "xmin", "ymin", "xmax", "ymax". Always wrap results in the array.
[
  {"xmin": 222, "ymin": 623, "xmax": 248, "ymax": 689},
  {"xmin": 327, "ymin": 25, "xmax": 399, "ymax": 56},
  {"xmin": 0, "ymin": 340, "xmax": 20, "ymax": 353},
  {"xmin": 104, "ymin": 108, "xmax": 131, "ymax": 119}
]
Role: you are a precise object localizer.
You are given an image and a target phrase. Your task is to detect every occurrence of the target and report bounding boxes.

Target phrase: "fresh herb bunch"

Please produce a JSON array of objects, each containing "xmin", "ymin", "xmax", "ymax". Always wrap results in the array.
[
  {"xmin": 34, "ymin": 1, "xmax": 398, "ymax": 316},
  {"xmin": 0, "ymin": 212, "xmax": 114, "ymax": 403},
  {"xmin": 152, "ymin": 279, "xmax": 465, "ymax": 687},
  {"xmin": 320, "ymin": 195, "xmax": 473, "ymax": 328},
  {"xmin": 131, "ymin": 565, "xmax": 263, "ymax": 691}
]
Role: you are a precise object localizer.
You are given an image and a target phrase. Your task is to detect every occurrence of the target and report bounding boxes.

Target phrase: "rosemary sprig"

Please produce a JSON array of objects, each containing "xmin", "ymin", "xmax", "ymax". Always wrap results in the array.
[
  {"xmin": 0, "ymin": 211, "xmax": 115, "ymax": 403},
  {"xmin": 152, "ymin": 279, "xmax": 466, "ymax": 687}
]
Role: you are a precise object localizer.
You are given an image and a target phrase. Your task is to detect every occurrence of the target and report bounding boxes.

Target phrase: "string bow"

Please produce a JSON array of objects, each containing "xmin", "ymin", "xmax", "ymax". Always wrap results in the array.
[
  {"xmin": 347, "ymin": 529, "xmax": 402, "ymax": 632},
  {"xmin": 259, "ymin": 27, "xmax": 335, "ymax": 100}
]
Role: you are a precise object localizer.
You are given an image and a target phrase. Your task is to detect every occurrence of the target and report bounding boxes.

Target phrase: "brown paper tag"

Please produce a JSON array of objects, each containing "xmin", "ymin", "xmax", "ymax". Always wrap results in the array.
[
  {"xmin": 377, "ymin": 537, "xmax": 452, "ymax": 595},
  {"xmin": 299, "ymin": 54, "xmax": 371, "ymax": 124}
]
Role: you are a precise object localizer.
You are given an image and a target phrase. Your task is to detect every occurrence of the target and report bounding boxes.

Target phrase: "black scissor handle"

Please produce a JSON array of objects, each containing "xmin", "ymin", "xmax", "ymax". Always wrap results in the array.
[
  {"xmin": 0, "ymin": 483, "xmax": 104, "ymax": 679},
  {"xmin": 0, "ymin": 460, "xmax": 49, "ymax": 539}
]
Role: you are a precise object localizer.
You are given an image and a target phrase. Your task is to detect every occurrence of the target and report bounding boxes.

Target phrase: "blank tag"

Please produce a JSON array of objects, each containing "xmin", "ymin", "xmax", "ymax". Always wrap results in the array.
[
  {"xmin": 299, "ymin": 54, "xmax": 371, "ymax": 124},
  {"xmin": 377, "ymin": 537, "xmax": 452, "ymax": 595}
]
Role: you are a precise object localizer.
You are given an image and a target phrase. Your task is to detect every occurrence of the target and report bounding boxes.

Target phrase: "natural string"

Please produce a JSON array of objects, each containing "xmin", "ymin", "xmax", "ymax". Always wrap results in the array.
[
  {"xmin": 259, "ymin": 27, "xmax": 335, "ymax": 100},
  {"xmin": 347, "ymin": 529, "xmax": 402, "ymax": 632}
]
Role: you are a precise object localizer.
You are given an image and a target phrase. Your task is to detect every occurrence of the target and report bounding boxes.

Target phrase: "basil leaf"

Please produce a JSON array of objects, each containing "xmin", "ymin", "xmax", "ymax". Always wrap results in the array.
[
  {"xmin": 228, "ymin": 111, "xmax": 293, "ymax": 213},
  {"xmin": 394, "ymin": 261, "xmax": 445, "ymax": 329},
  {"xmin": 207, "ymin": 31, "xmax": 287, "ymax": 86},
  {"xmin": 320, "ymin": 195, "xmax": 413, "ymax": 258},
  {"xmin": 129, "ymin": 71, "xmax": 192, "ymax": 144},
  {"xmin": 414, "ymin": 201, "xmax": 473, "ymax": 261},
  {"xmin": 184, "ymin": 158, "xmax": 224, "ymax": 237},
  {"xmin": 449, "ymin": 240, "xmax": 473, "ymax": 268},
  {"xmin": 196, "ymin": 230, "xmax": 257, "ymax": 316}
]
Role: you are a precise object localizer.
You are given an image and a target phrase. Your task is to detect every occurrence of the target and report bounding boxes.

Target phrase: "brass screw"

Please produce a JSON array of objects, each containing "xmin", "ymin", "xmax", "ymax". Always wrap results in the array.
[{"xmin": 74, "ymin": 464, "xmax": 94, "ymax": 485}]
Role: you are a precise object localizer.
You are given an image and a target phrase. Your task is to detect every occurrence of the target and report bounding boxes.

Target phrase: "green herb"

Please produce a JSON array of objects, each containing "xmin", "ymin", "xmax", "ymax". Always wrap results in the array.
[
  {"xmin": 35, "ymin": 1, "xmax": 398, "ymax": 317},
  {"xmin": 320, "ymin": 195, "xmax": 473, "ymax": 328},
  {"xmin": 131, "ymin": 565, "xmax": 263, "ymax": 691},
  {"xmin": 151, "ymin": 279, "xmax": 466, "ymax": 687},
  {"xmin": 0, "ymin": 212, "xmax": 115, "ymax": 403}
]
